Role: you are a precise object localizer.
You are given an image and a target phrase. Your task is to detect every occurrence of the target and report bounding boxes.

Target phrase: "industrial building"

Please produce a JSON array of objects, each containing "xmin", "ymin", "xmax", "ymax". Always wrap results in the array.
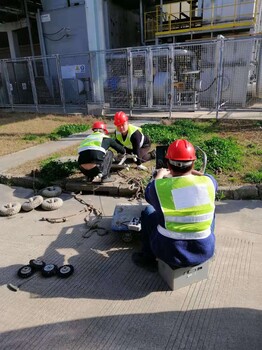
[
  {"xmin": 0, "ymin": 1, "xmax": 261, "ymax": 59},
  {"xmin": 0, "ymin": 1, "xmax": 261, "ymax": 113}
]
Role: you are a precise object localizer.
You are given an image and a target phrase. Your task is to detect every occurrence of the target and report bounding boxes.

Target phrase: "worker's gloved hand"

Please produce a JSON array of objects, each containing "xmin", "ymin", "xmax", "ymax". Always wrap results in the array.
[
  {"xmin": 115, "ymin": 153, "xmax": 126, "ymax": 164},
  {"xmin": 137, "ymin": 164, "xmax": 148, "ymax": 171}
]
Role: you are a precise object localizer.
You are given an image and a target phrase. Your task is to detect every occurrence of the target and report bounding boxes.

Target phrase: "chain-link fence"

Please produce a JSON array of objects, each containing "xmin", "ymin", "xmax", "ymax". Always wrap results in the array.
[{"xmin": 0, "ymin": 36, "xmax": 261, "ymax": 115}]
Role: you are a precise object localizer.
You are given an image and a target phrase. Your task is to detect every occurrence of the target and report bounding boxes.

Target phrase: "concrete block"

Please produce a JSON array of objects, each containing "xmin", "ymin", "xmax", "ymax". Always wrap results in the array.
[
  {"xmin": 158, "ymin": 259, "xmax": 209, "ymax": 291},
  {"xmin": 234, "ymin": 185, "xmax": 259, "ymax": 199}
]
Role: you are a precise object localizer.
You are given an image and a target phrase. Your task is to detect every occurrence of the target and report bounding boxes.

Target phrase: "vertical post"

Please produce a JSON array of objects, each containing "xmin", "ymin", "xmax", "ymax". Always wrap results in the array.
[
  {"xmin": 55, "ymin": 54, "xmax": 66, "ymax": 113},
  {"xmin": 3, "ymin": 60, "xmax": 14, "ymax": 111},
  {"xmin": 215, "ymin": 35, "xmax": 225, "ymax": 120},
  {"xmin": 28, "ymin": 58, "xmax": 39, "ymax": 112},
  {"xmin": 168, "ymin": 45, "xmax": 174, "ymax": 118},
  {"xmin": 147, "ymin": 47, "xmax": 153, "ymax": 108},
  {"xmin": 140, "ymin": 0, "xmax": 145, "ymax": 45},
  {"xmin": 128, "ymin": 50, "xmax": 133, "ymax": 116}
]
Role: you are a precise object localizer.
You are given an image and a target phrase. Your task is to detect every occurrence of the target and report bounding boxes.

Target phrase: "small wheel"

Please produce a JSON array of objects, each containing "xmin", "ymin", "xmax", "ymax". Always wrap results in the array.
[
  {"xmin": 121, "ymin": 231, "xmax": 133, "ymax": 243},
  {"xmin": 41, "ymin": 186, "xmax": 62, "ymax": 198},
  {"xmin": 22, "ymin": 196, "xmax": 43, "ymax": 212},
  {"xmin": 29, "ymin": 259, "xmax": 46, "ymax": 270},
  {"xmin": 41, "ymin": 264, "xmax": 57, "ymax": 278},
  {"xmin": 41, "ymin": 197, "xmax": 63, "ymax": 211},
  {"xmin": 57, "ymin": 265, "xmax": 74, "ymax": 278},
  {"xmin": 17, "ymin": 265, "xmax": 35, "ymax": 278},
  {"xmin": 0, "ymin": 202, "xmax": 21, "ymax": 216}
]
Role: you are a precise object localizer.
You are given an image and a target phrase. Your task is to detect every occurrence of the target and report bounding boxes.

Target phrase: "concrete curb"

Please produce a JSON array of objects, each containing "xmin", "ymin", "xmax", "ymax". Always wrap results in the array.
[{"xmin": 0, "ymin": 173, "xmax": 261, "ymax": 200}]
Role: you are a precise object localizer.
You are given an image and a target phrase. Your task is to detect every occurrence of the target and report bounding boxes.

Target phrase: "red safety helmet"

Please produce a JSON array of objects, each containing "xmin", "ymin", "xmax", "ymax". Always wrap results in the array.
[
  {"xmin": 165, "ymin": 139, "xmax": 196, "ymax": 161},
  {"xmin": 92, "ymin": 121, "xmax": 108, "ymax": 134},
  {"xmin": 114, "ymin": 111, "xmax": 128, "ymax": 126}
]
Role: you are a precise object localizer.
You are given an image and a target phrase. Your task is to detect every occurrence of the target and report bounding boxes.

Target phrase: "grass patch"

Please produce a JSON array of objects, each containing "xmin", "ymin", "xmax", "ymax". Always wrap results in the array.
[
  {"xmin": 243, "ymin": 169, "xmax": 262, "ymax": 184},
  {"xmin": 2, "ymin": 115, "xmax": 261, "ymax": 187},
  {"xmin": 39, "ymin": 156, "xmax": 79, "ymax": 183}
]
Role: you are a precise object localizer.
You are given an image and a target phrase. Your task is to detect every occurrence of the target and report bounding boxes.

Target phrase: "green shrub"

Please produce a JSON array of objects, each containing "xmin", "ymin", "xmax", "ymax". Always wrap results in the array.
[
  {"xmin": 39, "ymin": 157, "xmax": 78, "ymax": 183},
  {"xmin": 49, "ymin": 123, "xmax": 90, "ymax": 140}
]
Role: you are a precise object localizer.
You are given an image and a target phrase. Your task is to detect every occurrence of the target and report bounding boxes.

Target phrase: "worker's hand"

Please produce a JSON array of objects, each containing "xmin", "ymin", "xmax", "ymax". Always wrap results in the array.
[
  {"xmin": 155, "ymin": 168, "xmax": 170, "ymax": 179},
  {"xmin": 115, "ymin": 153, "xmax": 126, "ymax": 164},
  {"xmin": 137, "ymin": 164, "xmax": 148, "ymax": 171}
]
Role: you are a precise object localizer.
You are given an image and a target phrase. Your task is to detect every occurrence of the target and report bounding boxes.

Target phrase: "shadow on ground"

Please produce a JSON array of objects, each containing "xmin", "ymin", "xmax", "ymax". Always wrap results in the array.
[{"xmin": 0, "ymin": 308, "xmax": 261, "ymax": 350}]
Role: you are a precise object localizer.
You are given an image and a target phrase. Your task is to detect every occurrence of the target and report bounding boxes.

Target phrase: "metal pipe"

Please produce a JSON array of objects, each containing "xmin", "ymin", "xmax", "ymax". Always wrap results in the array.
[
  {"xmin": 23, "ymin": 0, "xmax": 35, "ymax": 58},
  {"xmin": 140, "ymin": 0, "xmax": 145, "ymax": 45}
]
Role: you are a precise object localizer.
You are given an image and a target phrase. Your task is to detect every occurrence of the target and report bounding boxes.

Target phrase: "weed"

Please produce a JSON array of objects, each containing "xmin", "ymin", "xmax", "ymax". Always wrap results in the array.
[
  {"xmin": 200, "ymin": 137, "xmax": 243, "ymax": 172},
  {"xmin": 23, "ymin": 134, "xmax": 38, "ymax": 141},
  {"xmin": 243, "ymin": 170, "xmax": 262, "ymax": 184},
  {"xmin": 48, "ymin": 123, "xmax": 90, "ymax": 140}
]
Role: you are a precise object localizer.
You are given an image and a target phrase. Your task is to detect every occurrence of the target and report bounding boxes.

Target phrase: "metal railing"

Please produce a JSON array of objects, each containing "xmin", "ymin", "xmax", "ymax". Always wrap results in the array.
[{"xmin": 144, "ymin": 0, "xmax": 258, "ymax": 41}]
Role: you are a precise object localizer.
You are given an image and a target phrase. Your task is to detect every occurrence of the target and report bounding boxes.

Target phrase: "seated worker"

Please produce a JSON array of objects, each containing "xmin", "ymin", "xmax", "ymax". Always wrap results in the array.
[
  {"xmin": 132, "ymin": 139, "xmax": 217, "ymax": 272},
  {"xmin": 78, "ymin": 121, "xmax": 125, "ymax": 183},
  {"xmin": 114, "ymin": 111, "xmax": 155, "ymax": 171}
]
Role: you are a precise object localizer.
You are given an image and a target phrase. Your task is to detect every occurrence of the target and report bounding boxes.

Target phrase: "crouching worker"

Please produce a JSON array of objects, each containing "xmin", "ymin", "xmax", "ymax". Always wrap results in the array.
[
  {"xmin": 132, "ymin": 139, "xmax": 217, "ymax": 272},
  {"xmin": 78, "ymin": 121, "xmax": 125, "ymax": 183},
  {"xmin": 114, "ymin": 111, "xmax": 155, "ymax": 171}
]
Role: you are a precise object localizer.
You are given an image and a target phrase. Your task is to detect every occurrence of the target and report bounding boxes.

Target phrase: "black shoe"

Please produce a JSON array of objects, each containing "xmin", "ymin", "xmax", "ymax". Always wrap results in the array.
[{"xmin": 132, "ymin": 252, "xmax": 157, "ymax": 273}]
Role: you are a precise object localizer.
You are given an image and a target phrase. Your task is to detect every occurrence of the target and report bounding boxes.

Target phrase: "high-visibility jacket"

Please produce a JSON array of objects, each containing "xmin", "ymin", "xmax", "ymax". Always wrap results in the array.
[
  {"xmin": 115, "ymin": 124, "xmax": 144, "ymax": 150},
  {"xmin": 78, "ymin": 132, "xmax": 109, "ymax": 154},
  {"xmin": 155, "ymin": 175, "xmax": 215, "ymax": 240}
]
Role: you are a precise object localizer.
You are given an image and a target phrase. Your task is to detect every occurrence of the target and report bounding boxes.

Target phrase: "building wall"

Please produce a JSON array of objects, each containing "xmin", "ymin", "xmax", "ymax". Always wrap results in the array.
[
  {"xmin": 107, "ymin": 2, "xmax": 140, "ymax": 49},
  {"xmin": 40, "ymin": 4, "xmax": 88, "ymax": 56}
]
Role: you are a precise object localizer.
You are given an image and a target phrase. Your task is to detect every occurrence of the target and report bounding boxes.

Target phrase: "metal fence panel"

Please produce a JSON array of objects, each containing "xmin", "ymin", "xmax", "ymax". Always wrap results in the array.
[
  {"xmin": 102, "ymin": 49, "xmax": 129, "ymax": 108},
  {"xmin": 59, "ymin": 54, "xmax": 91, "ymax": 107},
  {"xmin": 5, "ymin": 60, "xmax": 34, "ymax": 105},
  {"xmin": 33, "ymin": 57, "xmax": 62, "ymax": 106},
  {"xmin": 0, "ymin": 36, "xmax": 262, "ymax": 114}
]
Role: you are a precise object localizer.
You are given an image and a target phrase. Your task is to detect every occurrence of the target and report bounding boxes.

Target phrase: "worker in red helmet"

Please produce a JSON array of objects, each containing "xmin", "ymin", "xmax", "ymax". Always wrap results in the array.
[
  {"xmin": 113, "ymin": 111, "xmax": 155, "ymax": 170},
  {"xmin": 77, "ymin": 121, "xmax": 125, "ymax": 183},
  {"xmin": 132, "ymin": 139, "xmax": 218, "ymax": 272}
]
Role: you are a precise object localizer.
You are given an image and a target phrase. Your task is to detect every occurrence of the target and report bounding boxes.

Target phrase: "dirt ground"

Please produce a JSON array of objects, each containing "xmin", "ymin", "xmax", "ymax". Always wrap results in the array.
[{"xmin": 0, "ymin": 112, "xmax": 261, "ymax": 186}]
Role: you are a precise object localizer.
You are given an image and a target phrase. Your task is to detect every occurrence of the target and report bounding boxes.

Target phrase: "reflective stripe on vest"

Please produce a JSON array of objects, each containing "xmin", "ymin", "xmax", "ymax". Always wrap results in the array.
[
  {"xmin": 155, "ymin": 175, "xmax": 215, "ymax": 240},
  {"xmin": 157, "ymin": 225, "xmax": 211, "ymax": 240},
  {"xmin": 78, "ymin": 132, "xmax": 108, "ymax": 154},
  {"xmin": 115, "ymin": 124, "xmax": 144, "ymax": 149}
]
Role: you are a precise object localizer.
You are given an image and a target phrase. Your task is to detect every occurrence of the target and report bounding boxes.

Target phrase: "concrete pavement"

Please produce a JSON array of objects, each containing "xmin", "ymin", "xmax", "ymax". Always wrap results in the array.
[{"xmin": 0, "ymin": 184, "xmax": 261, "ymax": 349}]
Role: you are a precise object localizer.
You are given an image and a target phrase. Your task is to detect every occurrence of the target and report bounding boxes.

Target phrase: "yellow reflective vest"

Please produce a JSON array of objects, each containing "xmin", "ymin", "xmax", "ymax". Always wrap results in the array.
[
  {"xmin": 115, "ymin": 124, "xmax": 144, "ymax": 150},
  {"xmin": 155, "ymin": 175, "xmax": 215, "ymax": 240},
  {"xmin": 78, "ymin": 132, "xmax": 109, "ymax": 154}
]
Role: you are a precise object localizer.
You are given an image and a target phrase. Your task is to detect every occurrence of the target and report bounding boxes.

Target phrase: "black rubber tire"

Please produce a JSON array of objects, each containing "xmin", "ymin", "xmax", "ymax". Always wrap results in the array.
[
  {"xmin": 41, "ymin": 264, "xmax": 57, "ymax": 278},
  {"xmin": 17, "ymin": 265, "xmax": 35, "ymax": 278},
  {"xmin": 29, "ymin": 259, "xmax": 46, "ymax": 270},
  {"xmin": 121, "ymin": 231, "xmax": 133, "ymax": 243},
  {"xmin": 57, "ymin": 265, "xmax": 74, "ymax": 278}
]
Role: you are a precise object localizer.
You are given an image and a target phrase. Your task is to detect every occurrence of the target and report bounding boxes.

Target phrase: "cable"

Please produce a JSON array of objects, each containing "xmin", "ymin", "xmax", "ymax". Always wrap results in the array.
[
  {"xmin": 43, "ymin": 34, "xmax": 68, "ymax": 41},
  {"xmin": 43, "ymin": 27, "xmax": 66, "ymax": 36}
]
